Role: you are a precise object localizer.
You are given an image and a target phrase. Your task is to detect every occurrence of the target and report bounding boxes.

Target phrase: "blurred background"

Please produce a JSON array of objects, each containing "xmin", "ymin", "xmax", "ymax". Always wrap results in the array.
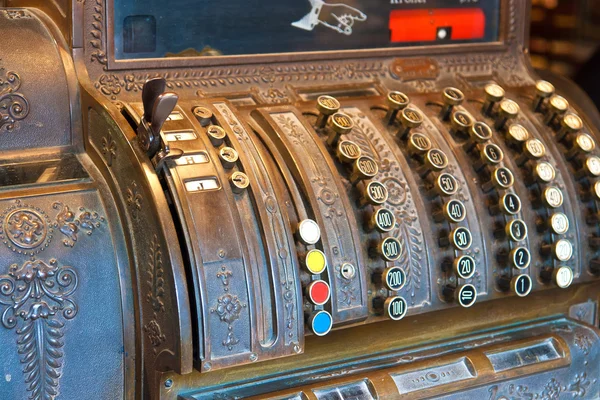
[{"xmin": 530, "ymin": 0, "xmax": 600, "ymax": 106}]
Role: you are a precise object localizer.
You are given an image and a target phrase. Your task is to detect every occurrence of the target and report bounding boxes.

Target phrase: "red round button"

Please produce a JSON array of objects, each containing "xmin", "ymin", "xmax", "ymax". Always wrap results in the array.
[{"xmin": 307, "ymin": 280, "xmax": 330, "ymax": 306}]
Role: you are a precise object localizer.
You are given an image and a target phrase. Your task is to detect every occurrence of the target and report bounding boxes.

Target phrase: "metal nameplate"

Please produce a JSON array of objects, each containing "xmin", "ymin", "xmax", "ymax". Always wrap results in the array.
[{"xmin": 391, "ymin": 358, "xmax": 476, "ymax": 394}]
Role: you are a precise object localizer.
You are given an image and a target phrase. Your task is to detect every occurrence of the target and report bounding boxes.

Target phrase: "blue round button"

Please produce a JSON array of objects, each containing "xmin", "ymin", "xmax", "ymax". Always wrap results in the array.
[{"xmin": 310, "ymin": 310, "xmax": 333, "ymax": 337}]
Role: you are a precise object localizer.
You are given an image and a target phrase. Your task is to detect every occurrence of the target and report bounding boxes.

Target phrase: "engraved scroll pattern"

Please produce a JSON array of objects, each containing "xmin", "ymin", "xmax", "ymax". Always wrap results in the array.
[
  {"xmin": 0, "ymin": 201, "xmax": 103, "ymax": 400},
  {"xmin": 273, "ymin": 112, "xmax": 362, "ymax": 310},
  {"xmin": 0, "ymin": 70, "xmax": 30, "ymax": 132},
  {"xmin": 0, "ymin": 259, "xmax": 78, "ymax": 400},
  {"xmin": 343, "ymin": 108, "xmax": 427, "ymax": 303},
  {"xmin": 215, "ymin": 103, "xmax": 299, "ymax": 347}
]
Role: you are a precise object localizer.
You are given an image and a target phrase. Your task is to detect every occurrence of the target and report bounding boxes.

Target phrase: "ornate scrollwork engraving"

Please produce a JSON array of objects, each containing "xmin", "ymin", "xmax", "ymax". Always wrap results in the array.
[
  {"xmin": 0, "ymin": 259, "xmax": 78, "ymax": 400},
  {"xmin": 95, "ymin": 62, "xmax": 386, "ymax": 103},
  {"xmin": 52, "ymin": 202, "xmax": 105, "ymax": 248},
  {"xmin": 0, "ymin": 70, "xmax": 30, "ymax": 132},
  {"xmin": 0, "ymin": 202, "xmax": 53, "ymax": 256},
  {"xmin": 344, "ymin": 109, "xmax": 426, "ymax": 302}
]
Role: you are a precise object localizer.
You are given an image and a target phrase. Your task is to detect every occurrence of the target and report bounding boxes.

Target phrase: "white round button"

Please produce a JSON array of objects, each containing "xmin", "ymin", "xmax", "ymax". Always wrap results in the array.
[
  {"xmin": 525, "ymin": 139, "xmax": 546, "ymax": 158},
  {"xmin": 297, "ymin": 219, "xmax": 321, "ymax": 245},
  {"xmin": 536, "ymin": 162, "xmax": 556, "ymax": 183},
  {"xmin": 536, "ymin": 80, "xmax": 555, "ymax": 95},
  {"xmin": 576, "ymin": 133, "xmax": 596, "ymax": 152},
  {"xmin": 550, "ymin": 95, "xmax": 569, "ymax": 112},
  {"xmin": 486, "ymin": 83, "xmax": 505, "ymax": 100},
  {"xmin": 544, "ymin": 187, "xmax": 564, "ymax": 208},
  {"xmin": 554, "ymin": 239, "xmax": 573, "ymax": 262},
  {"xmin": 549, "ymin": 213, "xmax": 569, "ymax": 235},
  {"xmin": 586, "ymin": 157, "xmax": 600, "ymax": 177},
  {"xmin": 554, "ymin": 266, "xmax": 574, "ymax": 289},
  {"xmin": 508, "ymin": 124, "xmax": 529, "ymax": 142}
]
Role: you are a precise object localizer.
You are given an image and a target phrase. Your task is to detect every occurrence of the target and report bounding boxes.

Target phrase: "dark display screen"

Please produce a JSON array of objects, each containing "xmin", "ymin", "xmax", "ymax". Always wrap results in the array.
[{"xmin": 114, "ymin": 0, "xmax": 501, "ymax": 59}]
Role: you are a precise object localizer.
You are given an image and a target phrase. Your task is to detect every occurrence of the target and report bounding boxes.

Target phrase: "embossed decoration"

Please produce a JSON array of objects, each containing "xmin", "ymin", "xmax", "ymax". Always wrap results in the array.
[
  {"xmin": 2, "ymin": 10, "xmax": 32, "ymax": 19},
  {"xmin": 214, "ymin": 294, "xmax": 242, "ymax": 324},
  {"xmin": 90, "ymin": 0, "xmax": 108, "ymax": 67},
  {"xmin": 574, "ymin": 334, "xmax": 593, "ymax": 356},
  {"xmin": 52, "ymin": 202, "xmax": 105, "ymax": 248},
  {"xmin": 0, "ymin": 259, "xmax": 78, "ymax": 400},
  {"xmin": 101, "ymin": 135, "xmax": 117, "ymax": 166},
  {"xmin": 144, "ymin": 319, "xmax": 166, "ymax": 349},
  {"xmin": 0, "ymin": 70, "xmax": 30, "ymax": 132},
  {"xmin": 5, "ymin": 210, "xmax": 46, "ymax": 249},
  {"xmin": 210, "ymin": 266, "xmax": 247, "ymax": 351},
  {"xmin": 0, "ymin": 202, "xmax": 53, "ymax": 256},
  {"xmin": 488, "ymin": 374, "xmax": 592, "ymax": 400},
  {"xmin": 144, "ymin": 236, "xmax": 166, "ymax": 354},
  {"xmin": 147, "ymin": 235, "xmax": 165, "ymax": 313},
  {"xmin": 126, "ymin": 182, "xmax": 143, "ymax": 220},
  {"xmin": 95, "ymin": 62, "xmax": 386, "ymax": 102}
]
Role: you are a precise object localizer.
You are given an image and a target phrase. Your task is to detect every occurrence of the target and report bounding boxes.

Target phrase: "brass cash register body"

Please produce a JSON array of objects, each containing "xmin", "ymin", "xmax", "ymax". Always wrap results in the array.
[{"xmin": 0, "ymin": 0, "xmax": 598, "ymax": 398}]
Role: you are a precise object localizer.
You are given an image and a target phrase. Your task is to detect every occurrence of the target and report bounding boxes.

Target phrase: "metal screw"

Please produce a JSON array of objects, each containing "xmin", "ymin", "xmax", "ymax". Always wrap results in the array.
[{"xmin": 164, "ymin": 379, "xmax": 173, "ymax": 389}]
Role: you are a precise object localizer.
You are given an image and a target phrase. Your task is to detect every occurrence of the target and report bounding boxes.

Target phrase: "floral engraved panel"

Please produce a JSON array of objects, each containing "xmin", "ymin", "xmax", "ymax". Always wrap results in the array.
[
  {"xmin": 210, "ymin": 266, "xmax": 247, "ymax": 351},
  {"xmin": 0, "ymin": 259, "xmax": 78, "ymax": 400},
  {"xmin": 0, "ymin": 201, "xmax": 53, "ymax": 256},
  {"xmin": 0, "ymin": 70, "xmax": 30, "ymax": 132},
  {"xmin": 52, "ymin": 202, "xmax": 105, "ymax": 248}
]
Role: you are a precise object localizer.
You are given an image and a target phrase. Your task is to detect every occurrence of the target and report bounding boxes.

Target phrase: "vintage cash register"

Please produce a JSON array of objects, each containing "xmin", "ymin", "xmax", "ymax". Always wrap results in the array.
[{"xmin": 0, "ymin": 0, "xmax": 599, "ymax": 398}]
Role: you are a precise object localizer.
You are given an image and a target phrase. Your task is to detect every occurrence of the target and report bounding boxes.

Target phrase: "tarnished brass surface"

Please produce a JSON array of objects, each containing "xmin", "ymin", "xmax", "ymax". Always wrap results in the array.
[{"xmin": 0, "ymin": 0, "xmax": 598, "ymax": 399}]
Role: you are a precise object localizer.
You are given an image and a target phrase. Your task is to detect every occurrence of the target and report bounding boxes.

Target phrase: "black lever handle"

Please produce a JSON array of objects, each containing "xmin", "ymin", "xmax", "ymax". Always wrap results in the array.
[
  {"xmin": 150, "ymin": 92, "xmax": 178, "ymax": 136},
  {"xmin": 142, "ymin": 77, "xmax": 167, "ymax": 122}
]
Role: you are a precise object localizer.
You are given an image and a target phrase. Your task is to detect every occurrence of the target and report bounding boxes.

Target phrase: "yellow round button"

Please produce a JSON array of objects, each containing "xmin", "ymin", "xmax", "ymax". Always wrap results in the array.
[{"xmin": 305, "ymin": 249, "xmax": 327, "ymax": 275}]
